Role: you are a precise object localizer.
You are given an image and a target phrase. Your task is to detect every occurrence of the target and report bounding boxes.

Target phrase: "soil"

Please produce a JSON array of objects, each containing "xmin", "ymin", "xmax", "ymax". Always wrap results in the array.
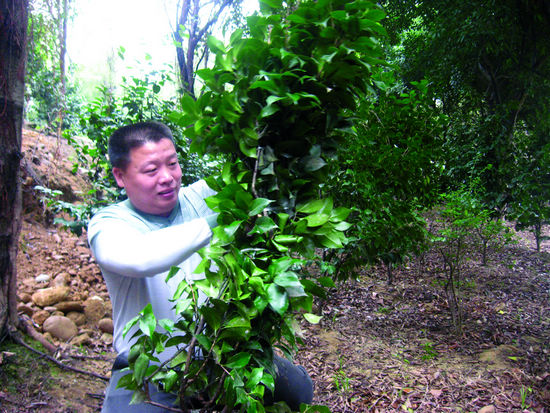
[{"xmin": 1, "ymin": 128, "xmax": 549, "ymax": 412}]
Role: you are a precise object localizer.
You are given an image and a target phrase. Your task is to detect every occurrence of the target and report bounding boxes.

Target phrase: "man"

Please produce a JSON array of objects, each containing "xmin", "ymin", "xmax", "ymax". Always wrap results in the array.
[{"xmin": 88, "ymin": 121, "xmax": 313, "ymax": 412}]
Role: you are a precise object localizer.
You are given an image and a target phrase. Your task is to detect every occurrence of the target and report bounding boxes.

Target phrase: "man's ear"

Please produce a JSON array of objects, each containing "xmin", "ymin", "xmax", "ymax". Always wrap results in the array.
[{"xmin": 112, "ymin": 167, "xmax": 125, "ymax": 188}]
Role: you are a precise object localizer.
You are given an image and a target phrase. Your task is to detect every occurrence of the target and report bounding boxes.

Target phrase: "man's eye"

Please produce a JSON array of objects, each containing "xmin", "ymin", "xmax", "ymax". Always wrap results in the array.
[{"xmin": 145, "ymin": 168, "xmax": 156, "ymax": 174}]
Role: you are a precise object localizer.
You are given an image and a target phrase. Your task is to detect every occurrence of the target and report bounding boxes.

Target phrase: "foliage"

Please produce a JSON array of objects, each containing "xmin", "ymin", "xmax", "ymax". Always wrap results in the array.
[
  {"xmin": 382, "ymin": 0, "xmax": 550, "ymax": 215},
  {"xmin": 508, "ymin": 123, "xmax": 550, "ymax": 252},
  {"xmin": 26, "ymin": 1, "xmax": 81, "ymax": 133},
  {"xmin": 119, "ymin": 0, "xmax": 388, "ymax": 410},
  {"xmin": 325, "ymin": 78, "xmax": 447, "ymax": 283}
]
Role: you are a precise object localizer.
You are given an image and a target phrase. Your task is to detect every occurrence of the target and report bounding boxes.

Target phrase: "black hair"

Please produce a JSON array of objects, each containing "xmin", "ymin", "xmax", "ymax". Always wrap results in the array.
[{"xmin": 108, "ymin": 121, "xmax": 175, "ymax": 170}]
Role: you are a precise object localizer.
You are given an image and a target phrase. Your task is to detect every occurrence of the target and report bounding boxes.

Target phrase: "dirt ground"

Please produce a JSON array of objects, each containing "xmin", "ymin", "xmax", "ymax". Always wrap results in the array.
[{"xmin": 1, "ymin": 129, "xmax": 549, "ymax": 412}]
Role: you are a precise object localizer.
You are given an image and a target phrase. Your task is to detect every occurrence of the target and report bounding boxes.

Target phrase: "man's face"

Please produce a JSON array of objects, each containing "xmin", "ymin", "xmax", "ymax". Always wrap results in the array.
[{"xmin": 112, "ymin": 138, "xmax": 182, "ymax": 216}]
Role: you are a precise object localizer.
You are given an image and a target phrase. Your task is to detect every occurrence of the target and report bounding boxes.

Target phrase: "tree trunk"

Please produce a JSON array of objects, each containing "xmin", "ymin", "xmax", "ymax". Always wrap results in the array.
[
  {"xmin": 0, "ymin": 0, "xmax": 28, "ymax": 341},
  {"xmin": 174, "ymin": 0, "xmax": 235, "ymax": 97},
  {"xmin": 55, "ymin": 0, "xmax": 68, "ymax": 142}
]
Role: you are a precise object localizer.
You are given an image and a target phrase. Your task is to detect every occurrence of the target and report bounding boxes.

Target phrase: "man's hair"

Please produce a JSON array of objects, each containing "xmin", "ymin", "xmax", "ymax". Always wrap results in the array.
[{"xmin": 108, "ymin": 121, "xmax": 175, "ymax": 170}]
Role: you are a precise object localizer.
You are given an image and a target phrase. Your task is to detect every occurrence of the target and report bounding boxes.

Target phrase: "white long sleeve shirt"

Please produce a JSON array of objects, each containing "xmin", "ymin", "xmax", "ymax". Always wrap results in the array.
[{"xmin": 87, "ymin": 180, "xmax": 215, "ymax": 360}]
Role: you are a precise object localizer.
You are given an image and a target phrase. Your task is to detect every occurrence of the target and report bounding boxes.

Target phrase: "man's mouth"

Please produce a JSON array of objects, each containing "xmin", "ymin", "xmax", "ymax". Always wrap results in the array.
[{"xmin": 159, "ymin": 188, "xmax": 175, "ymax": 197}]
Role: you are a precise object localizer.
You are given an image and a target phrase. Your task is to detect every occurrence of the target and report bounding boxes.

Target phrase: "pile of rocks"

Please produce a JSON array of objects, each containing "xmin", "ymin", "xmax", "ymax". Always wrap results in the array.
[{"xmin": 17, "ymin": 271, "xmax": 114, "ymax": 348}]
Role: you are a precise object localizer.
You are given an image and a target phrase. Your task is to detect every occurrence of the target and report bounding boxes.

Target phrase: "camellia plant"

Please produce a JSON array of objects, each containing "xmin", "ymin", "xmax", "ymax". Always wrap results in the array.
[{"xmin": 118, "ymin": 0, "xmax": 388, "ymax": 411}]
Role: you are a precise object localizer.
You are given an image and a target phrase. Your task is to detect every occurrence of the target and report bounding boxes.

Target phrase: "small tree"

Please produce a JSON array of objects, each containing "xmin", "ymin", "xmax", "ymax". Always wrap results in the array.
[{"xmin": 326, "ymin": 79, "xmax": 446, "ymax": 283}]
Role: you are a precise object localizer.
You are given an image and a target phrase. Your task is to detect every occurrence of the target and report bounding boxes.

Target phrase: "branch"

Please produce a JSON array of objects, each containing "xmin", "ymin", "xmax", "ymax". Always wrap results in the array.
[
  {"xmin": 251, "ymin": 146, "xmax": 264, "ymax": 199},
  {"xmin": 10, "ymin": 332, "xmax": 109, "ymax": 381},
  {"xmin": 18, "ymin": 315, "xmax": 57, "ymax": 353}
]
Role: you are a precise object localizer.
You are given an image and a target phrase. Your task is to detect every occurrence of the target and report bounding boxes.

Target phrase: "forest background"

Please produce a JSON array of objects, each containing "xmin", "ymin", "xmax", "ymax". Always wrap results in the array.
[{"xmin": 1, "ymin": 0, "xmax": 550, "ymax": 412}]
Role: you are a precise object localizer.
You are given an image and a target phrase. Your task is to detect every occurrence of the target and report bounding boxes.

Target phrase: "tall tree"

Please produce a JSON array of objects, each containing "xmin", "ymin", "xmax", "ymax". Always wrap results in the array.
[
  {"xmin": 172, "ymin": 0, "xmax": 241, "ymax": 97},
  {"xmin": 26, "ymin": 0, "xmax": 71, "ymax": 136},
  {"xmin": 0, "ymin": 0, "xmax": 28, "ymax": 341},
  {"xmin": 383, "ymin": 0, "xmax": 550, "ymax": 211}
]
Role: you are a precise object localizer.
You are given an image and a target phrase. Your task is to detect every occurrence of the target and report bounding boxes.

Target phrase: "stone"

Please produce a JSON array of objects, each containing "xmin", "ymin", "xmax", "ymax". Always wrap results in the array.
[
  {"xmin": 478, "ymin": 406, "xmax": 495, "ymax": 413},
  {"xmin": 43, "ymin": 315, "xmax": 78, "ymax": 342},
  {"xmin": 17, "ymin": 303, "xmax": 34, "ymax": 317},
  {"xmin": 52, "ymin": 273, "xmax": 68, "ymax": 287},
  {"xmin": 100, "ymin": 332, "xmax": 113, "ymax": 345},
  {"xmin": 32, "ymin": 309, "xmax": 50, "ymax": 326},
  {"xmin": 19, "ymin": 292, "xmax": 32, "ymax": 303},
  {"xmin": 32, "ymin": 286, "xmax": 70, "ymax": 307},
  {"xmin": 83, "ymin": 296, "xmax": 106, "ymax": 323},
  {"xmin": 79, "ymin": 328, "xmax": 95, "ymax": 336},
  {"xmin": 35, "ymin": 273, "xmax": 50, "ymax": 283},
  {"xmin": 98, "ymin": 318, "xmax": 114, "ymax": 334},
  {"xmin": 55, "ymin": 301, "xmax": 84, "ymax": 313},
  {"xmin": 66, "ymin": 311, "xmax": 87, "ymax": 326},
  {"xmin": 44, "ymin": 306, "xmax": 57, "ymax": 313},
  {"xmin": 70, "ymin": 333, "xmax": 91, "ymax": 347}
]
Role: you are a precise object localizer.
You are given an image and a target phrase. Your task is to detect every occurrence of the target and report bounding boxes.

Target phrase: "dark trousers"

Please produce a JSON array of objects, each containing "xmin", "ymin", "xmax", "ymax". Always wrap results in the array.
[{"xmin": 101, "ymin": 355, "xmax": 313, "ymax": 412}]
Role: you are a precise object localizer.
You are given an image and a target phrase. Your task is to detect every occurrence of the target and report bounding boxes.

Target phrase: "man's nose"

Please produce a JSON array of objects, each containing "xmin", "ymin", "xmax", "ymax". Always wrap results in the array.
[{"xmin": 158, "ymin": 167, "xmax": 174, "ymax": 183}]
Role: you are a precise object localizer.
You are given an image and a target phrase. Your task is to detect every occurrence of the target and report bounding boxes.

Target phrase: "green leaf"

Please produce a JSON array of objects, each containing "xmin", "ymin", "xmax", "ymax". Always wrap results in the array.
[
  {"xmin": 297, "ymin": 198, "xmax": 333, "ymax": 214},
  {"xmin": 249, "ymin": 198, "xmax": 273, "ymax": 216},
  {"xmin": 225, "ymin": 352, "xmax": 252, "ymax": 369},
  {"xmin": 129, "ymin": 389, "xmax": 147, "ymax": 405},
  {"xmin": 200, "ymin": 306, "xmax": 223, "ymax": 332},
  {"xmin": 267, "ymin": 284, "xmax": 289, "ymax": 315},
  {"xmin": 122, "ymin": 315, "xmax": 140, "ymax": 338},
  {"xmin": 306, "ymin": 213, "xmax": 330, "ymax": 227},
  {"xmin": 330, "ymin": 207, "xmax": 351, "ymax": 222},
  {"xmin": 207, "ymin": 35, "xmax": 226, "ymax": 54},
  {"xmin": 158, "ymin": 318, "xmax": 174, "ymax": 333},
  {"xmin": 303, "ymin": 313, "xmax": 322, "ymax": 324},
  {"xmin": 274, "ymin": 234, "xmax": 303, "ymax": 244},
  {"xmin": 133, "ymin": 353, "xmax": 149, "ymax": 385},
  {"xmin": 303, "ymin": 156, "xmax": 327, "ymax": 172},
  {"xmin": 165, "ymin": 266, "xmax": 181, "ymax": 283},
  {"xmin": 163, "ymin": 370, "xmax": 178, "ymax": 392},
  {"xmin": 274, "ymin": 271, "xmax": 301, "ymax": 288},
  {"xmin": 139, "ymin": 304, "xmax": 156, "ymax": 337},
  {"xmin": 248, "ymin": 216, "xmax": 278, "ymax": 234},
  {"xmin": 317, "ymin": 276, "xmax": 336, "ymax": 288}
]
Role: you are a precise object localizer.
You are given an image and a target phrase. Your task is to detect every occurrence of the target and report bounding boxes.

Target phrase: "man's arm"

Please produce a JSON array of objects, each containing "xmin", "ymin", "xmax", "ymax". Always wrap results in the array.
[{"xmin": 89, "ymin": 217, "xmax": 213, "ymax": 278}]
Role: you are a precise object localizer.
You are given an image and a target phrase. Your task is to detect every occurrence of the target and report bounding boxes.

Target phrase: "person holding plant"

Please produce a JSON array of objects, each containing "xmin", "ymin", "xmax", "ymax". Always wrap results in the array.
[{"xmin": 88, "ymin": 121, "xmax": 313, "ymax": 412}]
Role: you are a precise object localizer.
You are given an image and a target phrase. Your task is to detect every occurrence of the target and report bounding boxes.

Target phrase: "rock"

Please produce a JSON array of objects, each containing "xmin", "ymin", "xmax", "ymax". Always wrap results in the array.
[
  {"xmin": 70, "ymin": 333, "xmax": 91, "ymax": 347},
  {"xmin": 83, "ymin": 296, "xmax": 106, "ymax": 323},
  {"xmin": 35, "ymin": 273, "xmax": 50, "ymax": 283},
  {"xmin": 100, "ymin": 332, "xmax": 113, "ymax": 345},
  {"xmin": 17, "ymin": 303, "xmax": 34, "ymax": 317},
  {"xmin": 98, "ymin": 318, "xmax": 114, "ymax": 334},
  {"xmin": 32, "ymin": 309, "xmax": 50, "ymax": 326},
  {"xmin": 52, "ymin": 272, "xmax": 68, "ymax": 287},
  {"xmin": 19, "ymin": 292, "xmax": 32, "ymax": 303},
  {"xmin": 478, "ymin": 406, "xmax": 495, "ymax": 413},
  {"xmin": 44, "ymin": 306, "xmax": 58, "ymax": 313},
  {"xmin": 55, "ymin": 301, "xmax": 84, "ymax": 313},
  {"xmin": 32, "ymin": 286, "xmax": 70, "ymax": 307},
  {"xmin": 52, "ymin": 310, "xmax": 64, "ymax": 317},
  {"xmin": 43, "ymin": 315, "xmax": 78, "ymax": 342},
  {"xmin": 66, "ymin": 311, "xmax": 87, "ymax": 326}
]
